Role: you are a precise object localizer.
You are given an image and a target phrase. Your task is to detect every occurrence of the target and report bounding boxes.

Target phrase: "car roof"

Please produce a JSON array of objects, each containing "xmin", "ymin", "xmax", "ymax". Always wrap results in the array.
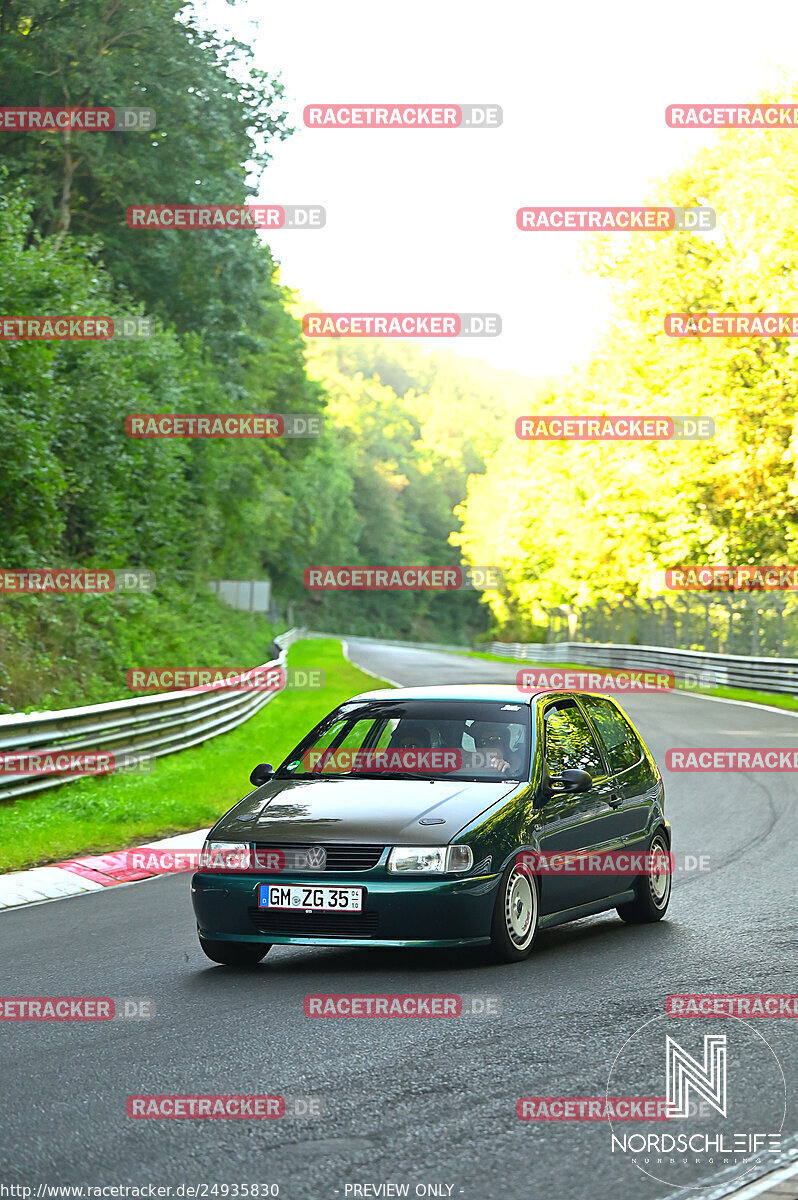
[
  {"xmin": 349, "ymin": 684, "xmax": 536, "ymax": 704},
  {"xmin": 347, "ymin": 685, "xmax": 628, "ymax": 708}
]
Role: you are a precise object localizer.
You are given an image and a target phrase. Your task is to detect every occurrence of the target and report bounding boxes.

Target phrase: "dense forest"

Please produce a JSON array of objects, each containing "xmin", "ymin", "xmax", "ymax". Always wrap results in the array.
[
  {"xmin": 2, "ymin": 0, "xmax": 797, "ymax": 713},
  {"xmin": 0, "ymin": 0, "xmax": 530, "ymax": 711},
  {"xmin": 456, "ymin": 116, "xmax": 798, "ymax": 636}
]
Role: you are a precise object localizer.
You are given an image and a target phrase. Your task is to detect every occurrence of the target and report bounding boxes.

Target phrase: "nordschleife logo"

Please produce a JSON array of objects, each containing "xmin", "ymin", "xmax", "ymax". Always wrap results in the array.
[{"xmin": 606, "ymin": 1015, "xmax": 785, "ymax": 1188}]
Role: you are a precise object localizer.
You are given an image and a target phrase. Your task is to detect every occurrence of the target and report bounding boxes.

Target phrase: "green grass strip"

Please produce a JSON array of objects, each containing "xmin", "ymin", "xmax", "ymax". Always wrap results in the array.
[{"xmin": 0, "ymin": 638, "xmax": 390, "ymax": 873}]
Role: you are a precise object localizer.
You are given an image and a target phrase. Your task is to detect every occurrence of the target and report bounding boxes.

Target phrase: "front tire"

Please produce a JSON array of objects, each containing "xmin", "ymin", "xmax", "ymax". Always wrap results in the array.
[
  {"xmin": 489, "ymin": 860, "xmax": 540, "ymax": 962},
  {"xmin": 616, "ymin": 832, "xmax": 671, "ymax": 924},
  {"xmin": 199, "ymin": 936, "xmax": 272, "ymax": 965}
]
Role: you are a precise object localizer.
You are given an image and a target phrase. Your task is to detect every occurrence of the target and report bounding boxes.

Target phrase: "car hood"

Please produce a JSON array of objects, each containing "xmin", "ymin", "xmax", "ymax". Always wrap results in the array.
[{"xmin": 216, "ymin": 774, "xmax": 520, "ymax": 845}]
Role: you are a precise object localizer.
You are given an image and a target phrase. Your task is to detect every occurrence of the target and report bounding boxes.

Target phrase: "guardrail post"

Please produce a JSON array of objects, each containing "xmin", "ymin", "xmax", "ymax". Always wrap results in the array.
[
  {"xmin": 775, "ymin": 595, "xmax": 786, "ymax": 657},
  {"xmin": 625, "ymin": 599, "xmax": 642, "ymax": 645},
  {"xmin": 662, "ymin": 598, "xmax": 675, "ymax": 648},
  {"xmin": 746, "ymin": 595, "xmax": 757, "ymax": 657},
  {"xmin": 696, "ymin": 595, "xmax": 712, "ymax": 651},
  {"xmin": 677, "ymin": 596, "xmax": 691, "ymax": 649},
  {"xmin": 571, "ymin": 606, "xmax": 581, "ymax": 641},
  {"xmin": 643, "ymin": 599, "xmax": 660, "ymax": 647},
  {"xmin": 596, "ymin": 599, "xmax": 610, "ymax": 643},
  {"xmin": 723, "ymin": 595, "xmax": 736, "ymax": 655}
]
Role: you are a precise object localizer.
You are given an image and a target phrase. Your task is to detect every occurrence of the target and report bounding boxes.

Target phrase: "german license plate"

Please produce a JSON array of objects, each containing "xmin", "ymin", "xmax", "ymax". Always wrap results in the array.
[{"xmin": 258, "ymin": 884, "xmax": 363, "ymax": 912}]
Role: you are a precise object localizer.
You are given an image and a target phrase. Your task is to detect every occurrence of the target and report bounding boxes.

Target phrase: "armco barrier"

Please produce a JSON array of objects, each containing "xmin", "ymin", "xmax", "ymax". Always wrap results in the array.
[
  {"xmin": 0, "ymin": 628, "xmax": 302, "ymax": 803},
  {"xmin": 308, "ymin": 631, "xmax": 470, "ymax": 653},
  {"xmin": 482, "ymin": 641, "xmax": 798, "ymax": 696}
]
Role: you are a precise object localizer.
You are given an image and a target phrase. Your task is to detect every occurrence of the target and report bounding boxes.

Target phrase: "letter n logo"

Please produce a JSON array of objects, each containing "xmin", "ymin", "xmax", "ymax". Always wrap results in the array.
[{"xmin": 666, "ymin": 1034, "xmax": 727, "ymax": 1118}]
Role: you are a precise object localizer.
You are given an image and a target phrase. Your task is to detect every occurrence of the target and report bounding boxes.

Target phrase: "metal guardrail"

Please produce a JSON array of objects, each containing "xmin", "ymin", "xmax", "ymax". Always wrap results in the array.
[
  {"xmin": 0, "ymin": 628, "xmax": 302, "ymax": 803},
  {"xmin": 309, "ymin": 632, "xmax": 471, "ymax": 654},
  {"xmin": 544, "ymin": 593, "xmax": 798, "ymax": 658},
  {"xmin": 482, "ymin": 640, "xmax": 798, "ymax": 696}
]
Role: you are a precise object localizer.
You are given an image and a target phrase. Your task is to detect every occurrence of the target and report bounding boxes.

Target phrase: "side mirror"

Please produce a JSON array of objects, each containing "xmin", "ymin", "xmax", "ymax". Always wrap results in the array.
[
  {"xmin": 250, "ymin": 762, "xmax": 274, "ymax": 786},
  {"xmin": 543, "ymin": 768, "xmax": 592, "ymax": 796}
]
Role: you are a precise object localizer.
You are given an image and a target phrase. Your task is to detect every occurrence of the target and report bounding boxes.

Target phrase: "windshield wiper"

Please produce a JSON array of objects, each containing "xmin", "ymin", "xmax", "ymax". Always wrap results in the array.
[{"xmin": 353, "ymin": 770, "xmax": 451, "ymax": 780}]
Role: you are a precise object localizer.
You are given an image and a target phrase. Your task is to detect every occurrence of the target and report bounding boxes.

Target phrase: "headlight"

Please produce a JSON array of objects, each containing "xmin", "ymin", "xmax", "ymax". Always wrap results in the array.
[
  {"xmin": 387, "ymin": 845, "xmax": 473, "ymax": 874},
  {"xmin": 199, "ymin": 840, "xmax": 250, "ymax": 871}
]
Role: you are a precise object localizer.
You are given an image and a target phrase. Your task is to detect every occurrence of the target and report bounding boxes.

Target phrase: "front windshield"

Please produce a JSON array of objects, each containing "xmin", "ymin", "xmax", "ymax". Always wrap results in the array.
[{"xmin": 277, "ymin": 699, "xmax": 531, "ymax": 783}]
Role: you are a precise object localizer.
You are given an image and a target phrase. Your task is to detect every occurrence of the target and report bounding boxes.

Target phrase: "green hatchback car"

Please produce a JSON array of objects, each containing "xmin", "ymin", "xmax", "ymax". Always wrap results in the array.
[{"xmin": 191, "ymin": 684, "xmax": 671, "ymax": 965}]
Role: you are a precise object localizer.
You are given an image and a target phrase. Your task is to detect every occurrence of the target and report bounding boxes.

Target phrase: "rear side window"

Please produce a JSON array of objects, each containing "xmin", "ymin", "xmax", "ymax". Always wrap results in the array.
[
  {"xmin": 543, "ymin": 701, "xmax": 605, "ymax": 777},
  {"xmin": 581, "ymin": 697, "xmax": 643, "ymax": 774}
]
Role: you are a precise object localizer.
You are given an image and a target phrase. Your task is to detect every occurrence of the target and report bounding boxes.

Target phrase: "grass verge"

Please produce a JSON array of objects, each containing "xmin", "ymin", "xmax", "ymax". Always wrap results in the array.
[
  {"xmin": 463, "ymin": 648, "xmax": 798, "ymax": 713},
  {"xmin": 0, "ymin": 638, "xmax": 389, "ymax": 874},
  {"xmin": 0, "ymin": 585, "xmax": 280, "ymax": 714}
]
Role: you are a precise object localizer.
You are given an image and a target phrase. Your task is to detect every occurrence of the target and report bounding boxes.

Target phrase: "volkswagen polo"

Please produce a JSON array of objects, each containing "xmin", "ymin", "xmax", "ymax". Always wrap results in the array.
[{"xmin": 191, "ymin": 684, "xmax": 671, "ymax": 965}]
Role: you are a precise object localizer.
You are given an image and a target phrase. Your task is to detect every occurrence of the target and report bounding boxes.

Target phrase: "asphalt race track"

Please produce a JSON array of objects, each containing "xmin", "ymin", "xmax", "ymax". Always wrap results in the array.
[{"xmin": 1, "ymin": 640, "xmax": 796, "ymax": 1199}]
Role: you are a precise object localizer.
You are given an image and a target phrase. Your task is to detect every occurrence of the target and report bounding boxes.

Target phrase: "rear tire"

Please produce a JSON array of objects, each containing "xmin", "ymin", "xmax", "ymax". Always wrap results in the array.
[
  {"xmin": 489, "ymin": 860, "xmax": 539, "ymax": 962},
  {"xmin": 199, "ymin": 936, "xmax": 271, "ymax": 965},
  {"xmin": 616, "ymin": 833, "xmax": 671, "ymax": 924}
]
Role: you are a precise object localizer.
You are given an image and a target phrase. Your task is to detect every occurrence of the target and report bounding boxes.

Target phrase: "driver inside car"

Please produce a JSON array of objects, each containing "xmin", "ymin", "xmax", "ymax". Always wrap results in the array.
[
  {"xmin": 470, "ymin": 722, "xmax": 525, "ymax": 777},
  {"xmin": 388, "ymin": 721, "xmax": 434, "ymax": 750}
]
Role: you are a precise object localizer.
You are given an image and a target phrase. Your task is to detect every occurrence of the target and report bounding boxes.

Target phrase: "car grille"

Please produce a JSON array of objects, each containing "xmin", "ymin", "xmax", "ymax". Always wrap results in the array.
[
  {"xmin": 252, "ymin": 842, "xmax": 384, "ymax": 871},
  {"xmin": 247, "ymin": 908, "xmax": 379, "ymax": 938}
]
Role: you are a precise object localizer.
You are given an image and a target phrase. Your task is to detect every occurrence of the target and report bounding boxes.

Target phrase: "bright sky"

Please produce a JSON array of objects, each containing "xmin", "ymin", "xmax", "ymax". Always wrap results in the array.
[{"xmin": 200, "ymin": 0, "xmax": 795, "ymax": 377}]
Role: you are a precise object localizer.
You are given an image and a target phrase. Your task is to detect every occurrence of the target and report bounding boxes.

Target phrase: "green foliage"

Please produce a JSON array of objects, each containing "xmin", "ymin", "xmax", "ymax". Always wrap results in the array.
[
  {"xmin": 0, "ymin": 0, "xmax": 552, "ymax": 696},
  {"xmin": 0, "ymin": 584, "xmax": 279, "ymax": 713},
  {"xmin": 294, "ymin": 332, "xmax": 531, "ymax": 641},
  {"xmin": 0, "ymin": 0, "xmax": 292, "ymax": 363},
  {"xmin": 456, "ymin": 104, "xmax": 798, "ymax": 636},
  {"xmin": 0, "ymin": 638, "xmax": 389, "ymax": 871}
]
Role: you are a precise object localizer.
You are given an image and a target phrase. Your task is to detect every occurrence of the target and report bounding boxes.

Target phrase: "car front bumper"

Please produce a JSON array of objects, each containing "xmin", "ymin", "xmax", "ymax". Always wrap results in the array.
[{"xmin": 191, "ymin": 870, "xmax": 499, "ymax": 948}]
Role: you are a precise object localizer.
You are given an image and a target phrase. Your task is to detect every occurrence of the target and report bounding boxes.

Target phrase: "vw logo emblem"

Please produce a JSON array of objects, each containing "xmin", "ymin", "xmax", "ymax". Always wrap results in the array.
[{"xmin": 305, "ymin": 845, "xmax": 327, "ymax": 870}]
